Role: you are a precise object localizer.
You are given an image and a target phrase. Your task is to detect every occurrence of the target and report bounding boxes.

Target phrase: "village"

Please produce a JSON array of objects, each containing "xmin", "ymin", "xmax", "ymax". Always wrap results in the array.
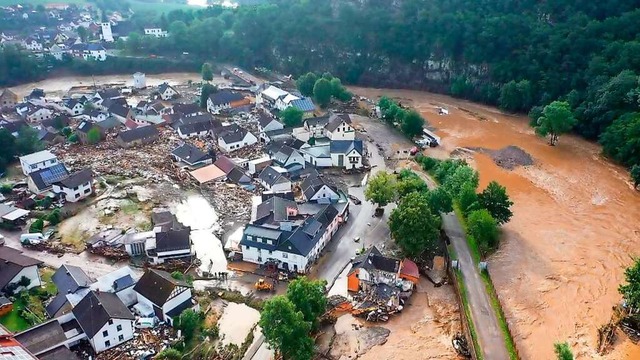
[{"xmin": 0, "ymin": 62, "xmax": 454, "ymax": 360}]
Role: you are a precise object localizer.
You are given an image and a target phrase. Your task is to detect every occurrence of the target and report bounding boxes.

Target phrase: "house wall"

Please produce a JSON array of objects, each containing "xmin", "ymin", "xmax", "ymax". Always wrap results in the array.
[
  {"xmin": 310, "ymin": 185, "xmax": 340, "ymax": 202},
  {"xmin": 8, "ymin": 265, "xmax": 41, "ymax": 291},
  {"xmin": 177, "ymin": 128, "xmax": 208, "ymax": 139},
  {"xmin": 207, "ymin": 99, "xmax": 230, "ymax": 114},
  {"xmin": 52, "ymin": 181, "xmax": 92, "ymax": 203},
  {"xmin": 242, "ymin": 244, "xmax": 310, "ymax": 273},
  {"xmin": 218, "ymin": 133, "xmax": 258, "ymax": 152},
  {"xmin": 161, "ymin": 88, "xmax": 176, "ymax": 100},
  {"xmin": 27, "ymin": 109, "xmax": 53, "ymax": 123},
  {"xmin": 268, "ymin": 180, "xmax": 291, "ymax": 193},
  {"xmin": 331, "ymin": 150, "xmax": 362, "ymax": 169},
  {"xmin": 306, "ymin": 124, "xmax": 325, "ymax": 138},
  {"xmin": 261, "ymin": 120, "xmax": 284, "ymax": 133},
  {"xmin": 21, "ymin": 157, "xmax": 58, "ymax": 175},
  {"xmin": 326, "ymin": 123, "xmax": 355, "ymax": 140},
  {"xmin": 125, "ymin": 241, "xmax": 145, "ymax": 256},
  {"xmin": 347, "ymin": 271, "xmax": 360, "ymax": 292},
  {"xmin": 150, "ymin": 248, "xmax": 192, "ymax": 264},
  {"xmin": 27, "ymin": 176, "xmax": 50, "ymax": 194},
  {"xmin": 303, "ymin": 153, "xmax": 332, "ymax": 168},
  {"xmin": 89, "ymin": 318, "xmax": 134, "ymax": 353},
  {"xmin": 285, "ymin": 151, "xmax": 306, "ymax": 169},
  {"xmin": 162, "ymin": 288, "xmax": 192, "ymax": 321}
]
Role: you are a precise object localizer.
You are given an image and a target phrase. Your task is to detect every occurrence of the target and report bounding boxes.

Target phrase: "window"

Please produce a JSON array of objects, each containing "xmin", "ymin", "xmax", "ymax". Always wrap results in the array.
[
  {"xmin": 282, "ymin": 253, "xmax": 288, "ymax": 258},
  {"xmin": 74, "ymin": 186, "xmax": 79, "ymax": 191},
  {"xmin": 118, "ymin": 335, "xmax": 124, "ymax": 341},
  {"xmin": 108, "ymin": 320, "xmax": 113, "ymax": 325},
  {"xmin": 269, "ymin": 250, "xmax": 273, "ymax": 255},
  {"xmin": 103, "ymin": 330, "xmax": 109, "ymax": 337},
  {"xmin": 84, "ymin": 188, "xmax": 91, "ymax": 194},
  {"xmin": 105, "ymin": 340, "xmax": 111, "ymax": 348},
  {"xmin": 246, "ymin": 235, "xmax": 253, "ymax": 240},
  {"xmin": 245, "ymin": 245, "xmax": 250, "ymax": 250},
  {"xmin": 75, "ymin": 193, "xmax": 80, "ymax": 199},
  {"xmin": 116, "ymin": 324, "xmax": 122, "ymax": 332},
  {"xmin": 257, "ymin": 237, "xmax": 262, "ymax": 243}
]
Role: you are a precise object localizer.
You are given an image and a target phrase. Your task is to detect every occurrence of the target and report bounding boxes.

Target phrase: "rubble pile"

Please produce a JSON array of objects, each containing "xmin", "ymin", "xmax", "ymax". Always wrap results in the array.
[
  {"xmin": 89, "ymin": 245, "xmax": 129, "ymax": 261},
  {"xmin": 227, "ymin": 142, "xmax": 265, "ymax": 160},
  {"xmin": 350, "ymin": 285, "xmax": 408, "ymax": 323},
  {"xmin": 90, "ymin": 326, "xmax": 178, "ymax": 360},
  {"xmin": 202, "ymin": 182, "xmax": 254, "ymax": 223}
]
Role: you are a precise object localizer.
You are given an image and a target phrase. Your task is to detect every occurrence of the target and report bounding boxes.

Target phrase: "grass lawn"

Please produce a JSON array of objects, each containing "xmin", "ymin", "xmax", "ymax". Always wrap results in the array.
[
  {"xmin": 0, "ymin": 300, "xmax": 30, "ymax": 332},
  {"xmin": 0, "ymin": 267, "xmax": 58, "ymax": 332}
]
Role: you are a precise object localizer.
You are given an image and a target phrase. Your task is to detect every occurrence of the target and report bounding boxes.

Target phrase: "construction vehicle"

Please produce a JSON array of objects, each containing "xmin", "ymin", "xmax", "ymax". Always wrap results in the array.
[{"xmin": 254, "ymin": 278, "xmax": 274, "ymax": 292}]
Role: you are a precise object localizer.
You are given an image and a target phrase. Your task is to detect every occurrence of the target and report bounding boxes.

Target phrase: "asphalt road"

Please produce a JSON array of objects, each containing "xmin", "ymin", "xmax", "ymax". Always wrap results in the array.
[{"xmin": 442, "ymin": 213, "xmax": 510, "ymax": 360}]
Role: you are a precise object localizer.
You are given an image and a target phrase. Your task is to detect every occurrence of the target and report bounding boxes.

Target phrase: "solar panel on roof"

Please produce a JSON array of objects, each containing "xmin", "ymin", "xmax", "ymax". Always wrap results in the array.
[{"xmin": 41, "ymin": 164, "xmax": 68, "ymax": 185}]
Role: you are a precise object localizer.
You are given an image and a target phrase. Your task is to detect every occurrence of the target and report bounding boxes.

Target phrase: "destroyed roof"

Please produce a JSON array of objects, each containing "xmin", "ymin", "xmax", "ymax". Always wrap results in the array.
[
  {"xmin": 52, "ymin": 264, "xmax": 93, "ymax": 294},
  {"xmin": 155, "ymin": 228, "xmax": 191, "ymax": 252},
  {"xmin": 351, "ymin": 246, "xmax": 400, "ymax": 274},
  {"xmin": 0, "ymin": 247, "xmax": 43, "ymax": 289},
  {"xmin": 73, "ymin": 291, "xmax": 134, "ymax": 339},
  {"xmin": 214, "ymin": 156, "xmax": 236, "ymax": 174},
  {"xmin": 95, "ymin": 116, "xmax": 121, "ymax": 130},
  {"xmin": 13, "ymin": 320, "xmax": 66, "ymax": 356},
  {"xmin": 219, "ymin": 124, "xmax": 249, "ymax": 144},
  {"xmin": 55, "ymin": 168, "xmax": 92, "ymax": 189},
  {"xmin": 330, "ymin": 140, "xmax": 363, "ymax": 155},
  {"xmin": 133, "ymin": 269, "xmax": 191, "ymax": 307},
  {"xmin": 19, "ymin": 150, "xmax": 56, "ymax": 165},
  {"xmin": 208, "ymin": 90, "xmax": 245, "ymax": 106},
  {"xmin": 117, "ymin": 125, "xmax": 159, "ymax": 143},
  {"xmin": 41, "ymin": 116, "xmax": 68, "ymax": 129},
  {"xmin": 264, "ymin": 127, "xmax": 293, "ymax": 139},
  {"xmin": 29, "ymin": 164, "xmax": 69, "ymax": 191},
  {"xmin": 400, "ymin": 258, "xmax": 420, "ymax": 279},
  {"xmin": 258, "ymin": 166, "xmax": 290, "ymax": 187},
  {"xmin": 76, "ymin": 120, "xmax": 95, "ymax": 133},
  {"xmin": 305, "ymin": 115, "xmax": 330, "ymax": 127},
  {"xmin": 171, "ymin": 143, "xmax": 211, "ymax": 165},
  {"xmin": 325, "ymin": 114, "xmax": 352, "ymax": 132},
  {"xmin": 290, "ymin": 97, "xmax": 316, "ymax": 112},
  {"xmin": 37, "ymin": 127, "xmax": 60, "ymax": 142},
  {"xmin": 0, "ymin": 119, "xmax": 28, "ymax": 134},
  {"xmin": 255, "ymin": 196, "xmax": 298, "ymax": 225}
]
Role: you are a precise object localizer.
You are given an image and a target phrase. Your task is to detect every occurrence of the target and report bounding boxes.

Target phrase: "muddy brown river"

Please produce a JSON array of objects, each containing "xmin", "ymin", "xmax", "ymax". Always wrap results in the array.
[{"xmin": 352, "ymin": 87, "xmax": 640, "ymax": 360}]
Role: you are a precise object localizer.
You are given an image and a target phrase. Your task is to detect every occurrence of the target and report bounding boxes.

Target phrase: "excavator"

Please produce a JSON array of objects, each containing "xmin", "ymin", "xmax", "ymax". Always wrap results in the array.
[{"xmin": 254, "ymin": 278, "xmax": 274, "ymax": 292}]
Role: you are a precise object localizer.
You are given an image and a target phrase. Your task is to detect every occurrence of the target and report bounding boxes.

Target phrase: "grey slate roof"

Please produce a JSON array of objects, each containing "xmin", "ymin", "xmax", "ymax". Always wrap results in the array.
[
  {"xmin": 178, "ymin": 121, "xmax": 214, "ymax": 135},
  {"xmin": 158, "ymin": 82, "xmax": 176, "ymax": 95},
  {"xmin": 117, "ymin": 126, "xmax": 159, "ymax": 143},
  {"xmin": 171, "ymin": 143, "xmax": 211, "ymax": 164},
  {"xmin": 173, "ymin": 102, "xmax": 201, "ymax": 116},
  {"xmin": 227, "ymin": 167, "xmax": 251, "ymax": 185},
  {"xmin": 38, "ymin": 344, "xmax": 81, "ymax": 360},
  {"xmin": 305, "ymin": 115, "xmax": 330, "ymax": 127},
  {"xmin": 219, "ymin": 124, "xmax": 249, "ymax": 144},
  {"xmin": 96, "ymin": 116, "xmax": 122, "ymax": 130},
  {"xmin": 72, "ymin": 291, "xmax": 134, "ymax": 339},
  {"xmin": 255, "ymin": 196, "xmax": 298, "ymax": 225},
  {"xmin": 258, "ymin": 166, "xmax": 291, "ymax": 187},
  {"xmin": 301, "ymin": 174, "xmax": 338, "ymax": 200},
  {"xmin": 55, "ymin": 168, "xmax": 93, "ymax": 189},
  {"xmin": 14, "ymin": 320, "xmax": 66, "ymax": 356},
  {"xmin": 325, "ymin": 114, "xmax": 352, "ymax": 132},
  {"xmin": 133, "ymin": 269, "xmax": 191, "ymax": 307},
  {"xmin": 208, "ymin": 90, "xmax": 245, "ymax": 106},
  {"xmin": 330, "ymin": 140, "xmax": 363, "ymax": 155},
  {"xmin": 0, "ymin": 247, "xmax": 42, "ymax": 289},
  {"xmin": 155, "ymin": 228, "xmax": 191, "ymax": 252},
  {"xmin": 76, "ymin": 120, "xmax": 95, "ymax": 134},
  {"xmin": 108, "ymin": 103, "xmax": 130, "ymax": 118},
  {"xmin": 351, "ymin": 246, "xmax": 400, "ymax": 274},
  {"xmin": 52, "ymin": 264, "xmax": 93, "ymax": 294},
  {"xmin": 257, "ymin": 111, "xmax": 277, "ymax": 128}
]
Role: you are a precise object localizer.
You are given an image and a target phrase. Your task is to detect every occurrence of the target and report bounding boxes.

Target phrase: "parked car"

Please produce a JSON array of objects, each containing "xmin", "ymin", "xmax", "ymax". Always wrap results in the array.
[
  {"xmin": 348, "ymin": 195, "xmax": 362, "ymax": 205},
  {"xmin": 20, "ymin": 233, "xmax": 44, "ymax": 245}
]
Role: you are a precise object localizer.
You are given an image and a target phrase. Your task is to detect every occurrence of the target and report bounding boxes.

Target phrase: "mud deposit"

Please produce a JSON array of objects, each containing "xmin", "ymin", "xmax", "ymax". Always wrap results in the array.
[
  {"xmin": 469, "ymin": 145, "xmax": 534, "ymax": 170},
  {"xmin": 351, "ymin": 87, "xmax": 640, "ymax": 359}
]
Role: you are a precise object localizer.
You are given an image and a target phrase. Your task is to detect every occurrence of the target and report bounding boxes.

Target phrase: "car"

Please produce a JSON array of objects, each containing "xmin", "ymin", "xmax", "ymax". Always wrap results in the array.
[
  {"xmin": 348, "ymin": 195, "xmax": 362, "ymax": 205},
  {"xmin": 354, "ymin": 236, "xmax": 360, "ymax": 242}
]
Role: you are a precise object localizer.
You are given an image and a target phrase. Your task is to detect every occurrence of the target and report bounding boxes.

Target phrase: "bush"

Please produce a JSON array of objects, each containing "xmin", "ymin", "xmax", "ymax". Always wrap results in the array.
[
  {"xmin": 467, "ymin": 209, "xmax": 500, "ymax": 255},
  {"xmin": 156, "ymin": 348, "xmax": 181, "ymax": 360},
  {"xmin": 416, "ymin": 155, "xmax": 439, "ymax": 172},
  {"xmin": 0, "ymin": 184, "xmax": 13, "ymax": 194},
  {"xmin": 29, "ymin": 219, "xmax": 44, "ymax": 233},
  {"xmin": 68, "ymin": 134, "xmax": 79, "ymax": 143},
  {"xmin": 46, "ymin": 209, "xmax": 62, "ymax": 225}
]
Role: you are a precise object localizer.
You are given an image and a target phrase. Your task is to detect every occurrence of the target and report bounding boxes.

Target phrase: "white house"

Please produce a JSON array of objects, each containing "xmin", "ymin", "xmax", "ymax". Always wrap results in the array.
[
  {"xmin": 304, "ymin": 116, "xmax": 330, "ymax": 138},
  {"xmin": 146, "ymin": 229, "xmax": 192, "ymax": 264},
  {"xmin": 133, "ymin": 269, "xmax": 198, "ymax": 326},
  {"xmin": 300, "ymin": 145, "xmax": 332, "ymax": 168},
  {"xmin": 171, "ymin": 143, "xmax": 213, "ymax": 169},
  {"xmin": 100, "ymin": 22, "xmax": 114, "ymax": 42},
  {"xmin": 22, "ymin": 37, "xmax": 43, "ymax": 51},
  {"xmin": 157, "ymin": 83, "xmax": 178, "ymax": 100},
  {"xmin": 257, "ymin": 111, "xmax": 284, "ymax": 134},
  {"xmin": 258, "ymin": 166, "xmax": 292, "ymax": 193},
  {"xmin": 90, "ymin": 266, "xmax": 138, "ymax": 307},
  {"xmin": 64, "ymin": 98, "xmax": 84, "ymax": 116},
  {"xmin": 0, "ymin": 246, "xmax": 43, "ymax": 292},
  {"xmin": 19, "ymin": 150, "xmax": 59, "ymax": 175},
  {"xmin": 330, "ymin": 140, "xmax": 363, "ymax": 169},
  {"xmin": 25, "ymin": 106, "xmax": 53, "ymax": 123},
  {"xmin": 144, "ymin": 27, "xmax": 168, "ymax": 37},
  {"xmin": 28, "ymin": 163, "xmax": 69, "ymax": 194},
  {"xmin": 206, "ymin": 90, "xmax": 247, "ymax": 114},
  {"xmin": 256, "ymin": 85, "xmax": 288, "ymax": 108},
  {"xmin": 271, "ymin": 145, "xmax": 306, "ymax": 170},
  {"xmin": 82, "ymin": 44, "xmax": 107, "ymax": 61},
  {"xmin": 133, "ymin": 72, "xmax": 146, "ymax": 89},
  {"xmin": 275, "ymin": 93, "xmax": 300, "ymax": 111},
  {"xmin": 72, "ymin": 291, "xmax": 135, "ymax": 353},
  {"xmin": 52, "ymin": 168, "xmax": 93, "ymax": 203},
  {"xmin": 49, "ymin": 44, "xmax": 66, "ymax": 60},
  {"xmin": 218, "ymin": 124, "xmax": 258, "ymax": 152},
  {"xmin": 301, "ymin": 174, "xmax": 340, "ymax": 203},
  {"xmin": 325, "ymin": 114, "xmax": 355, "ymax": 140}
]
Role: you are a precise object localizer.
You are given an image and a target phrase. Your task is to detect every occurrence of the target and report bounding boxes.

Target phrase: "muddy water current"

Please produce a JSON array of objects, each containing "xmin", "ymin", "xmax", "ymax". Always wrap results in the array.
[{"xmin": 352, "ymin": 87, "xmax": 640, "ymax": 360}]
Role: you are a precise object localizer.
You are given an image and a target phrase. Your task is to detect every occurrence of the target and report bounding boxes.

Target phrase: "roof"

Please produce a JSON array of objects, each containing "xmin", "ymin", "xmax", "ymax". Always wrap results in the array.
[
  {"xmin": 117, "ymin": 125, "xmax": 159, "ymax": 143},
  {"xmin": 255, "ymin": 196, "xmax": 298, "ymax": 225},
  {"xmin": 76, "ymin": 120, "xmax": 95, "ymax": 134},
  {"xmin": 45, "ymin": 293, "xmax": 71, "ymax": 318},
  {"xmin": 257, "ymin": 112, "xmax": 278, "ymax": 128},
  {"xmin": 0, "ymin": 296, "xmax": 11, "ymax": 306},
  {"xmin": 90, "ymin": 266, "xmax": 136, "ymax": 293},
  {"xmin": 240, "ymin": 224, "xmax": 283, "ymax": 252},
  {"xmin": 227, "ymin": 167, "xmax": 251, "ymax": 184},
  {"xmin": 173, "ymin": 102, "xmax": 201, "ymax": 116},
  {"xmin": 290, "ymin": 97, "xmax": 316, "ymax": 112},
  {"xmin": 351, "ymin": 246, "xmax": 400, "ymax": 274},
  {"xmin": 108, "ymin": 103, "xmax": 130, "ymax": 118},
  {"xmin": 258, "ymin": 166, "xmax": 291, "ymax": 187},
  {"xmin": 325, "ymin": 114, "xmax": 352, "ymax": 132},
  {"xmin": 72, "ymin": 291, "xmax": 134, "ymax": 339},
  {"xmin": 37, "ymin": 344, "xmax": 81, "ymax": 360},
  {"xmin": 155, "ymin": 228, "xmax": 191, "ymax": 252},
  {"xmin": 400, "ymin": 259, "xmax": 420, "ymax": 278},
  {"xmin": 330, "ymin": 140, "xmax": 363, "ymax": 155},
  {"xmin": 158, "ymin": 82, "xmax": 176, "ymax": 95},
  {"xmin": 208, "ymin": 90, "xmax": 245, "ymax": 106},
  {"xmin": 219, "ymin": 124, "xmax": 249, "ymax": 144},
  {"xmin": 171, "ymin": 143, "xmax": 211, "ymax": 165},
  {"xmin": 301, "ymin": 174, "xmax": 338, "ymax": 200},
  {"xmin": 0, "ymin": 246, "xmax": 43, "ymax": 288},
  {"xmin": 165, "ymin": 297, "xmax": 194, "ymax": 319},
  {"xmin": 52, "ymin": 264, "xmax": 92, "ymax": 294},
  {"xmin": 178, "ymin": 121, "xmax": 214, "ymax": 135},
  {"xmin": 13, "ymin": 320, "xmax": 66, "ymax": 356},
  {"xmin": 54, "ymin": 168, "xmax": 92, "ymax": 189},
  {"xmin": 305, "ymin": 115, "xmax": 330, "ymax": 127},
  {"xmin": 190, "ymin": 164, "xmax": 226, "ymax": 184},
  {"xmin": 260, "ymin": 86, "xmax": 289, "ymax": 101},
  {"xmin": 97, "ymin": 88, "xmax": 120, "ymax": 99},
  {"xmin": 133, "ymin": 269, "xmax": 191, "ymax": 307},
  {"xmin": 0, "ymin": 119, "xmax": 28, "ymax": 134},
  {"xmin": 29, "ymin": 164, "xmax": 69, "ymax": 191},
  {"xmin": 19, "ymin": 150, "xmax": 56, "ymax": 165},
  {"xmin": 214, "ymin": 156, "xmax": 236, "ymax": 174},
  {"xmin": 96, "ymin": 116, "xmax": 121, "ymax": 130},
  {"xmin": 87, "ymin": 43, "xmax": 105, "ymax": 51}
]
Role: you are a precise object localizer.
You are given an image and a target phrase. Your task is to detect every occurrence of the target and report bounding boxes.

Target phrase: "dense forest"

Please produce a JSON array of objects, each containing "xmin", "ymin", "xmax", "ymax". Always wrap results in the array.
[{"xmin": 2, "ymin": 0, "xmax": 640, "ymax": 173}]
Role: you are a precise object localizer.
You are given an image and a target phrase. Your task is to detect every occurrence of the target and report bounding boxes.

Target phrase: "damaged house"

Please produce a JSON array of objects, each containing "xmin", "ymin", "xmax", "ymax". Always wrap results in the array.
[{"xmin": 133, "ymin": 269, "xmax": 197, "ymax": 326}]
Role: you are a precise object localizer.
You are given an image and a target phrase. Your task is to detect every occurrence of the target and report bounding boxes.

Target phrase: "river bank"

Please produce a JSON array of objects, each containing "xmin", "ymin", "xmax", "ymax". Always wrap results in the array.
[{"xmin": 350, "ymin": 87, "xmax": 640, "ymax": 360}]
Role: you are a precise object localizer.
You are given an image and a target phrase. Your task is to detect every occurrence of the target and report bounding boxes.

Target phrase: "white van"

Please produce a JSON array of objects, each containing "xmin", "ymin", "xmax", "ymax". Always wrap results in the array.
[{"xmin": 20, "ymin": 233, "xmax": 44, "ymax": 245}]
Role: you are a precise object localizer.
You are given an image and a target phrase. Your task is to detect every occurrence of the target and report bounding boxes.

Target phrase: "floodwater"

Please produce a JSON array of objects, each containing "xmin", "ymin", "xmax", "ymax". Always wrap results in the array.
[
  {"xmin": 217, "ymin": 302, "xmax": 260, "ymax": 346},
  {"xmin": 351, "ymin": 87, "xmax": 640, "ymax": 360},
  {"xmin": 174, "ymin": 194, "xmax": 228, "ymax": 275}
]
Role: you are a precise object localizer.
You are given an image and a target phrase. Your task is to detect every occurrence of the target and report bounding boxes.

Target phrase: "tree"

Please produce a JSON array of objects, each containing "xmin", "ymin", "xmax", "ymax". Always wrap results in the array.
[
  {"xmin": 329, "ymin": 77, "xmax": 351, "ymax": 101},
  {"xmin": 445, "ymin": 165, "xmax": 479, "ymax": 197},
  {"xmin": 425, "ymin": 187, "xmax": 453, "ymax": 214},
  {"xmin": 389, "ymin": 192, "xmax": 441, "ymax": 258},
  {"xmin": 365, "ymin": 172, "xmax": 397, "ymax": 208},
  {"xmin": 280, "ymin": 106, "xmax": 304, "ymax": 128},
  {"xmin": 632, "ymin": 165, "xmax": 640, "ymax": 190},
  {"xmin": 296, "ymin": 72, "xmax": 318, "ymax": 97},
  {"xmin": 18, "ymin": 276, "xmax": 31, "ymax": 288},
  {"xmin": 478, "ymin": 181, "xmax": 513, "ymax": 225},
  {"xmin": 467, "ymin": 209, "xmax": 500, "ymax": 255},
  {"xmin": 201, "ymin": 62, "xmax": 213, "ymax": 82},
  {"xmin": 68, "ymin": 134, "xmax": 79, "ymax": 143},
  {"xmin": 52, "ymin": 116, "xmax": 65, "ymax": 130},
  {"xmin": 46, "ymin": 209, "xmax": 62, "ymax": 225},
  {"xmin": 396, "ymin": 175, "xmax": 428, "ymax": 197},
  {"xmin": 0, "ymin": 128, "xmax": 17, "ymax": 172},
  {"xmin": 29, "ymin": 219, "xmax": 44, "ymax": 233},
  {"xmin": 260, "ymin": 296, "xmax": 314, "ymax": 360},
  {"xmin": 554, "ymin": 342, "xmax": 574, "ymax": 360},
  {"xmin": 286, "ymin": 277, "xmax": 327, "ymax": 329},
  {"xmin": 15, "ymin": 126, "xmax": 43, "ymax": 155},
  {"xmin": 378, "ymin": 96, "xmax": 392, "ymax": 112},
  {"xmin": 313, "ymin": 78, "xmax": 332, "ymax": 107},
  {"xmin": 77, "ymin": 26, "xmax": 89, "ymax": 42},
  {"xmin": 83, "ymin": 102, "xmax": 96, "ymax": 114},
  {"xmin": 176, "ymin": 309, "xmax": 201, "ymax": 341},
  {"xmin": 86, "ymin": 128, "xmax": 101, "ymax": 144},
  {"xmin": 600, "ymin": 113, "xmax": 640, "ymax": 167},
  {"xmin": 156, "ymin": 348, "xmax": 181, "ymax": 360},
  {"xmin": 458, "ymin": 183, "xmax": 480, "ymax": 216},
  {"xmin": 534, "ymin": 101, "xmax": 577, "ymax": 146},
  {"xmin": 400, "ymin": 110, "xmax": 424, "ymax": 138},
  {"xmin": 619, "ymin": 258, "xmax": 640, "ymax": 309},
  {"xmin": 200, "ymin": 83, "xmax": 217, "ymax": 109}
]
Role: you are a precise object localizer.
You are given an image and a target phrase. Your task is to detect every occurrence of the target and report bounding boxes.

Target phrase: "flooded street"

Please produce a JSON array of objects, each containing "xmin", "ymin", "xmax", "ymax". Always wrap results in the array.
[
  {"xmin": 217, "ymin": 302, "xmax": 260, "ymax": 346},
  {"xmin": 351, "ymin": 87, "xmax": 640, "ymax": 359},
  {"xmin": 174, "ymin": 194, "xmax": 228, "ymax": 275}
]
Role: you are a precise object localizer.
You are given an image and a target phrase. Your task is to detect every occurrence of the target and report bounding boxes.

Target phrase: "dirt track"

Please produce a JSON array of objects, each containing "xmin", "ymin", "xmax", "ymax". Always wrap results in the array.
[{"xmin": 351, "ymin": 87, "xmax": 640, "ymax": 360}]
